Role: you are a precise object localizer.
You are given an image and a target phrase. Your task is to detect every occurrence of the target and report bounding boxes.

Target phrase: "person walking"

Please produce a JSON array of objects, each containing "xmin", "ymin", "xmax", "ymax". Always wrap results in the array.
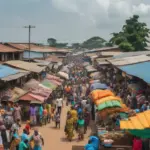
[
  {"xmin": 19, "ymin": 139, "xmax": 29, "ymax": 150},
  {"xmin": 13, "ymin": 103, "xmax": 21, "ymax": 122},
  {"xmin": 54, "ymin": 112, "xmax": 60, "ymax": 129},
  {"xmin": 83, "ymin": 108, "xmax": 90, "ymax": 134},
  {"xmin": 76, "ymin": 116, "xmax": 85, "ymax": 141},
  {"xmin": 1, "ymin": 125, "xmax": 11, "ymax": 150},
  {"xmin": 30, "ymin": 105, "xmax": 37, "ymax": 126},
  {"xmin": 65, "ymin": 113, "xmax": 74, "ymax": 141},
  {"xmin": 56, "ymin": 97, "xmax": 63, "ymax": 114},
  {"xmin": 30, "ymin": 129, "xmax": 44, "ymax": 150}
]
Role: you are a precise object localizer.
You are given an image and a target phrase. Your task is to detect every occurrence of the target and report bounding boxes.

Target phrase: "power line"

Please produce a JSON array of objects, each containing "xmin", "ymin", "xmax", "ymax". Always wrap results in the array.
[{"xmin": 24, "ymin": 25, "xmax": 36, "ymax": 62}]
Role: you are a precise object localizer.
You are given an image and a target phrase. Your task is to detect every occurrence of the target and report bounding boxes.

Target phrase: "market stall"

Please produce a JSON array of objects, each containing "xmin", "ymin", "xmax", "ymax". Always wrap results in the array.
[
  {"xmin": 90, "ymin": 89, "xmax": 131, "ymax": 148},
  {"xmin": 57, "ymin": 71, "xmax": 69, "ymax": 80}
]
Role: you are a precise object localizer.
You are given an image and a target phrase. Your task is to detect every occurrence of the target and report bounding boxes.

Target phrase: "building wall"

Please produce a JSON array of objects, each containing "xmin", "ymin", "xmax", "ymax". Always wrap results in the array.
[
  {"xmin": 23, "ymin": 51, "xmax": 45, "ymax": 59},
  {"xmin": 0, "ymin": 52, "xmax": 23, "ymax": 61}
]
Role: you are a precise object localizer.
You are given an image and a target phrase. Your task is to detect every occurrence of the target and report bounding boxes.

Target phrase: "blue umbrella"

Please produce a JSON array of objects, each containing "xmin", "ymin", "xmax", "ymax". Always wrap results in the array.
[{"xmin": 90, "ymin": 83, "xmax": 108, "ymax": 91}]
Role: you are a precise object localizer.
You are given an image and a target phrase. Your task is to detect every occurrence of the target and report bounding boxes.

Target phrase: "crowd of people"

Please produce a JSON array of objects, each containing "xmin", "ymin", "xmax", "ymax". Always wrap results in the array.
[
  {"xmin": 63, "ymin": 65, "xmax": 93, "ymax": 142},
  {"xmin": 0, "ymin": 59, "xmax": 100, "ymax": 150},
  {"xmin": 0, "ymin": 111, "xmax": 45, "ymax": 150}
]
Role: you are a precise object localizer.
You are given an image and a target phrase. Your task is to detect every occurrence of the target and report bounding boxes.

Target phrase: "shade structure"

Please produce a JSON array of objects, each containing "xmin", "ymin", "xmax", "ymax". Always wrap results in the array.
[
  {"xmin": 90, "ymin": 83, "xmax": 108, "ymax": 91},
  {"xmin": 90, "ymin": 72, "xmax": 100, "ymax": 79},
  {"xmin": 41, "ymin": 79, "xmax": 57, "ymax": 90},
  {"xmin": 129, "ymin": 129, "xmax": 150, "ymax": 139},
  {"xmin": 58, "ymin": 71, "xmax": 69, "ymax": 80},
  {"xmin": 89, "ymin": 80, "xmax": 100, "ymax": 84},
  {"xmin": 120, "ymin": 110, "xmax": 150, "ymax": 130}
]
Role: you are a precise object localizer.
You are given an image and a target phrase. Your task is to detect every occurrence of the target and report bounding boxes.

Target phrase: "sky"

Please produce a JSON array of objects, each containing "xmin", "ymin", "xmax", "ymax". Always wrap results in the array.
[{"xmin": 0, "ymin": 0, "xmax": 150, "ymax": 44}]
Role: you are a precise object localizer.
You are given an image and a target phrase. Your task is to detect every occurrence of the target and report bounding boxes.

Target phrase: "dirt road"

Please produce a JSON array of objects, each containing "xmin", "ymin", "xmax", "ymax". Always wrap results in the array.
[{"xmin": 36, "ymin": 106, "xmax": 90, "ymax": 150}]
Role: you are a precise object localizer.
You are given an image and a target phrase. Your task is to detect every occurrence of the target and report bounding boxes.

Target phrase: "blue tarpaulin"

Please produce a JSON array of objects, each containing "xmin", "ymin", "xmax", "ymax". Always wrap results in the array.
[
  {"xmin": 119, "ymin": 62, "xmax": 150, "ymax": 84},
  {"xmin": 0, "ymin": 65, "xmax": 19, "ymax": 78},
  {"xmin": 90, "ymin": 83, "xmax": 108, "ymax": 91}
]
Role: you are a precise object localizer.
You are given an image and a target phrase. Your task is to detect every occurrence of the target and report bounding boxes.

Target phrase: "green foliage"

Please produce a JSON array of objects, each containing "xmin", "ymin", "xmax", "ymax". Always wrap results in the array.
[
  {"xmin": 105, "ymin": 42, "xmax": 113, "ymax": 47},
  {"xmin": 110, "ymin": 15, "xmax": 150, "ymax": 51},
  {"xmin": 55, "ymin": 43, "xmax": 68, "ymax": 48},
  {"xmin": 47, "ymin": 38, "xmax": 57, "ymax": 47},
  {"xmin": 47, "ymin": 38, "xmax": 68, "ymax": 48},
  {"xmin": 82, "ymin": 36, "xmax": 106, "ymax": 49},
  {"xmin": 71, "ymin": 43, "xmax": 81, "ymax": 49}
]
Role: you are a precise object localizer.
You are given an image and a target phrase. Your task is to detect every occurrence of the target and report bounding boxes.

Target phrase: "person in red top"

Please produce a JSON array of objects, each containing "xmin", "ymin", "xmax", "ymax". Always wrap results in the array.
[
  {"xmin": 25, "ymin": 120, "xmax": 31, "ymax": 135},
  {"xmin": 132, "ymin": 137, "xmax": 142, "ymax": 150}
]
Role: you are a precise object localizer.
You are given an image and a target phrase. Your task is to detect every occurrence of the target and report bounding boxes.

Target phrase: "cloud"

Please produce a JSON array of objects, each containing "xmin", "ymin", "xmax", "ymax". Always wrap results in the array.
[
  {"xmin": 0, "ymin": 0, "xmax": 150, "ymax": 43},
  {"xmin": 133, "ymin": 3, "xmax": 150, "ymax": 16},
  {"xmin": 51, "ymin": 0, "xmax": 150, "ymax": 27}
]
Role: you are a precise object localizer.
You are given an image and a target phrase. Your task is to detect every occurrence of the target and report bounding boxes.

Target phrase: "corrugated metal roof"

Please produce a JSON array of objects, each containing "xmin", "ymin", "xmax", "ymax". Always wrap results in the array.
[
  {"xmin": 0, "ymin": 44, "xmax": 22, "ymax": 53},
  {"xmin": 20, "ymin": 93, "xmax": 37, "ymax": 101},
  {"xmin": 96, "ymin": 57, "xmax": 112, "ymax": 62},
  {"xmin": 33, "ymin": 59, "xmax": 50, "ymax": 66},
  {"xmin": 1, "ymin": 70, "xmax": 30, "ymax": 81},
  {"xmin": 5, "ymin": 60, "xmax": 45, "ymax": 73},
  {"xmin": 98, "ymin": 61, "xmax": 109, "ymax": 65},
  {"xmin": 7, "ymin": 43, "xmax": 47, "ymax": 50},
  {"xmin": 0, "ymin": 65, "xmax": 19, "ymax": 78},
  {"xmin": 11, "ymin": 87, "xmax": 27, "ymax": 101},
  {"xmin": 119, "ymin": 62, "xmax": 150, "ymax": 83},
  {"xmin": 45, "ymin": 55, "xmax": 63, "ymax": 63},
  {"xmin": 114, "ymin": 51, "xmax": 150, "ymax": 59},
  {"xmin": 85, "ymin": 46, "xmax": 119, "ymax": 53},
  {"xmin": 7, "ymin": 43, "xmax": 70, "ymax": 53},
  {"xmin": 108, "ymin": 55, "xmax": 150, "ymax": 66},
  {"xmin": 100, "ymin": 51, "xmax": 123, "ymax": 56}
]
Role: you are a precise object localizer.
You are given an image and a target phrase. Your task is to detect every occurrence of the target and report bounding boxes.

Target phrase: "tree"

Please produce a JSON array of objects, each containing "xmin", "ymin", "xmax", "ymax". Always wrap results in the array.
[
  {"xmin": 47, "ymin": 38, "xmax": 57, "ymax": 47},
  {"xmin": 55, "ymin": 43, "xmax": 68, "ymax": 48},
  {"xmin": 82, "ymin": 36, "xmax": 106, "ymax": 49},
  {"xmin": 110, "ymin": 15, "xmax": 150, "ymax": 51},
  {"xmin": 105, "ymin": 42, "xmax": 113, "ymax": 47},
  {"xmin": 71, "ymin": 43, "xmax": 81, "ymax": 49}
]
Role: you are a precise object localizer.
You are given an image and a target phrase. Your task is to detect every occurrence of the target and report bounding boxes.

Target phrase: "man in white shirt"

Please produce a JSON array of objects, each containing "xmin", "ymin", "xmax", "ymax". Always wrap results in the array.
[
  {"xmin": 81, "ymin": 98, "xmax": 87, "ymax": 108},
  {"xmin": 56, "ymin": 98, "xmax": 63, "ymax": 114}
]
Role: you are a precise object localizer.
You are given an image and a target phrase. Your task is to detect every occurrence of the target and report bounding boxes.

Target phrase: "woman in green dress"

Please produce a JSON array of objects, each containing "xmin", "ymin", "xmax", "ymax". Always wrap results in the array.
[{"xmin": 76, "ymin": 116, "xmax": 85, "ymax": 140}]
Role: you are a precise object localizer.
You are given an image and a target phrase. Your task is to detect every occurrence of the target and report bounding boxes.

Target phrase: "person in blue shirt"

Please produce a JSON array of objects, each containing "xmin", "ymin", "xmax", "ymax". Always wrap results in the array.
[
  {"xmin": 85, "ymin": 140, "xmax": 95, "ymax": 150},
  {"xmin": 21, "ymin": 129, "xmax": 28, "ymax": 141},
  {"xmin": 89, "ymin": 134, "xmax": 100, "ymax": 150},
  {"xmin": 140, "ymin": 103, "xmax": 147, "ymax": 112},
  {"xmin": 77, "ymin": 105, "xmax": 83, "ymax": 116}
]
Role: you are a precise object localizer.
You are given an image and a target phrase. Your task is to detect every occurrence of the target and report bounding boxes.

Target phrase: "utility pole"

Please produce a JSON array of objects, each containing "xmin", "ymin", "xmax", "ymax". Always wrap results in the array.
[{"xmin": 24, "ymin": 25, "xmax": 35, "ymax": 62}]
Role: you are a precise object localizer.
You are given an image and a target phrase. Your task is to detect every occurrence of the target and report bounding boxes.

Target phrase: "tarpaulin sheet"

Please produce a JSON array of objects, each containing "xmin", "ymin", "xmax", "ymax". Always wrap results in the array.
[
  {"xmin": 29, "ymin": 93, "xmax": 45, "ymax": 102},
  {"xmin": 41, "ymin": 79, "xmax": 57, "ymax": 90},
  {"xmin": 20, "ymin": 93, "xmax": 37, "ymax": 101},
  {"xmin": 120, "ymin": 110, "xmax": 150, "ymax": 130},
  {"xmin": 119, "ymin": 62, "xmax": 150, "ymax": 84},
  {"xmin": 90, "ymin": 83, "xmax": 108, "ymax": 91},
  {"xmin": 0, "ymin": 65, "xmax": 19, "ymax": 78}
]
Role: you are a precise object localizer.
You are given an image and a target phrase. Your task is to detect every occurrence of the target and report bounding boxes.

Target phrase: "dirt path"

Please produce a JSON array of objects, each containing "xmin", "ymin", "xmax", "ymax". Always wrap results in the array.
[{"xmin": 36, "ymin": 105, "xmax": 90, "ymax": 150}]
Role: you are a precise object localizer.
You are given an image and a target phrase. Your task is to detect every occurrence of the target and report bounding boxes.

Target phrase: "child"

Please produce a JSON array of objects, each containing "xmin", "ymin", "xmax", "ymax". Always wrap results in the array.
[
  {"xmin": 51, "ymin": 105, "xmax": 55, "ymax": 121},
  {"xmin": 25, "ymin": 120, "xmax": 31, "ymax": 135},
  {"xmin": 54, "ymin": 112, "xmax": 60, "ymax": 128}
]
